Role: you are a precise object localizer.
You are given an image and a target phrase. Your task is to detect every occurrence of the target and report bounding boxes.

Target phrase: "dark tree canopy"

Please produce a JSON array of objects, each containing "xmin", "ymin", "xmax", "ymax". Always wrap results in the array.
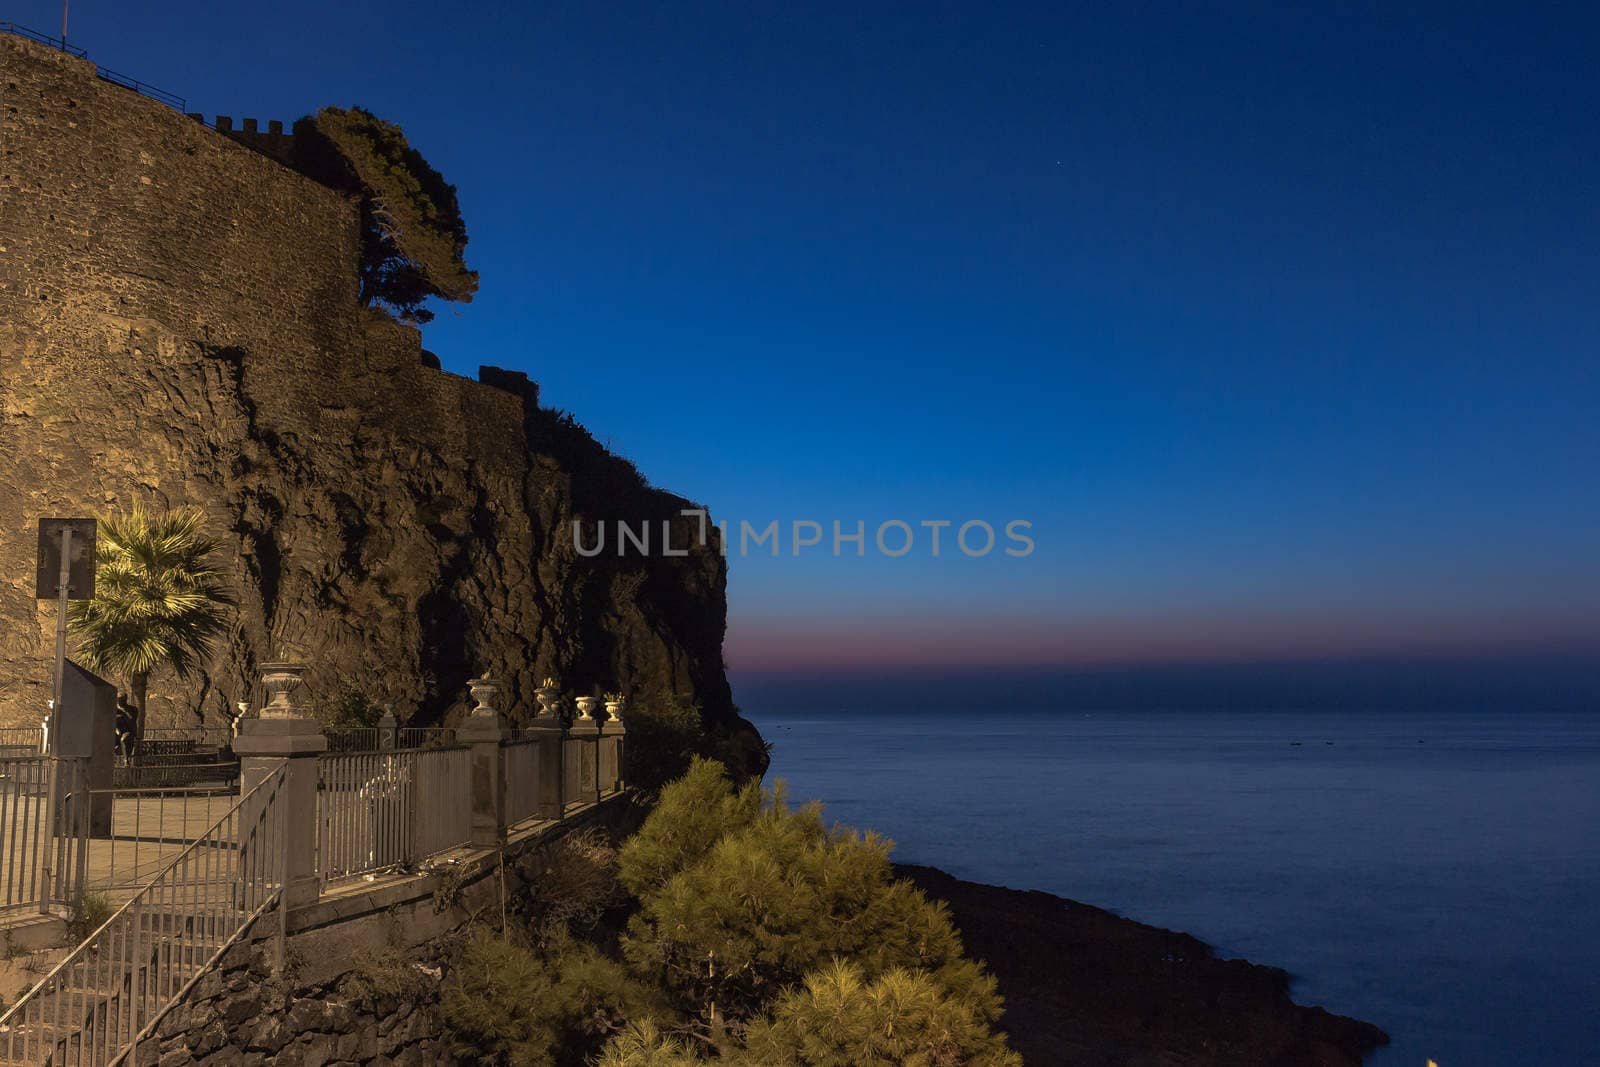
[{"xmin": 298, "ymin": 106, "xmax": 479, "ymax": 323}]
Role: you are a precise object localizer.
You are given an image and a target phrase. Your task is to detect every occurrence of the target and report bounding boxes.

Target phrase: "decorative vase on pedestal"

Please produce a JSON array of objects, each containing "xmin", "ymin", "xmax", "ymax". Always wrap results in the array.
[
  {"xmin": 535, "ymin": 683, "xmax": 562, "ymax": 722},
  {"xmin": 468, "ymin": 676, "xmax": 501, "ymax": 718},
  {"xmin": 259, "ymin": 663, "xmax": 307, "ymax": 719}
]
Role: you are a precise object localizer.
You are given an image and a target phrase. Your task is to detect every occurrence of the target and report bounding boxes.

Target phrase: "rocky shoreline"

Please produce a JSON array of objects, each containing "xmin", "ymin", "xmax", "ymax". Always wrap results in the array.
[{"xmin": 898, "ymin": 864, "xmax": 1388, "ymax": 1067}]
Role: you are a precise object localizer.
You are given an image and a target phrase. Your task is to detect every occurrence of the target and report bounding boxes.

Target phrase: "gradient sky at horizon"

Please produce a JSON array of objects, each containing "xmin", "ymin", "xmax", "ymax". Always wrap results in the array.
[{"xmin": 15, "ymin": 1, "xmax": 1597, "ymax": 684}]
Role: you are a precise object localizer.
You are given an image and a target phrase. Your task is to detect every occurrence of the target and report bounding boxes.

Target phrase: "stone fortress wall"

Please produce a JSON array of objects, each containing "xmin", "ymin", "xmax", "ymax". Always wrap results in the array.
[{"xmin": 0, "ymin": 33, "xmax": 747, "ymax": 751}]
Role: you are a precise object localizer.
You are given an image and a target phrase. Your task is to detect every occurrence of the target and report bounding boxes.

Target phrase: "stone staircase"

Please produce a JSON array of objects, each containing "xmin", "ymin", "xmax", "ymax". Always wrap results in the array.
[
  {"xmin": 0, "ymin": 764, "xmax": 286, "ymax": 1067},
  {"xmin": 0, "ymin": 902, "xmax": 255, "ymax": 1066}
]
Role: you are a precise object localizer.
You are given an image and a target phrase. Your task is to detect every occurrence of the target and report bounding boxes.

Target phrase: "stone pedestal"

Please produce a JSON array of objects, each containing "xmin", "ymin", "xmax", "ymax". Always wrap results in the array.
[
  {"xmin": 459, "ymin": 677, "xmax": 507, "ymax": 848},
  {"xmin": 234, "ymin": 664, "xmax": 326, "ymax": 910},
  {"xmin": 600, "ymin": 705, "xmax": 626, "ymax": 798},
  {"xmin": 523, "ymin": 718, "xmax": 565, "ymax": 820},
  {"xmin": 563, "ymin": 713, "xmax": 601, "ymax": 815},
  {"xmin": 377, "ymin": 709, "xmax": 398, "ymax": 751}
]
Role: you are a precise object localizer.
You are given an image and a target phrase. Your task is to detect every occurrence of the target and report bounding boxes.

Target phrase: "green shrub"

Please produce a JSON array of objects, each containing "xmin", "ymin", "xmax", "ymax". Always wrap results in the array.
[
  {"xmin": 440, "ymin": 928, "xmax": 652, "ymax": 1066},
  {"xmin": 318, "ymin": 684, "xmax": 384, "ymax": 729},
  {"xmin": 740, "ymin": 959, "xmax": 1022, "ymax": 1067},
  {"xmin": 596, "ymin": 1020, "xmax": 703, "ymax": 1066},
  {"xmin": 64, "ymin": 891, "xmax": 115, "ymax": 945},
  {"xmin": 623, "ymin": 693, "xmax": 706, "ymax": 795},
  {"xmin": 344, "ymin": 945, "xmax": 434, "ymax": 1012},
  {"xmin": 616, "ymin": 758, "xmax": 762, "ymax": 898},
  {"xmin": 618, "ymin": 761, "xmax": 1015, "ymax": 1056},
  {"xmin": 515, "ymin": 827, "xmax": 626, "ymax": 943}
]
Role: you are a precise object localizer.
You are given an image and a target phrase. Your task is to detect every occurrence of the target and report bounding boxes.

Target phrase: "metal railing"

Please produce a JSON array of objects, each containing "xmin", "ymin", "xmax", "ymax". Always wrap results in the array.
[
  {"xmin": 0, "ymin": 755, "xmax": 88, "ymax": 914},
  {"xmin": 398, "ymin": 727, "xmax": 456, "ymax": 750},
  {"xmin": 0, "ymin": 765, "xmax": 287, "ymax": 1066},
  {"xmin": 503, "ymin": 739, "xmax": 542, "ymax": 826},
  {"xmin": 412, "ymin": 747, "xmax": 471, "ymax": 857},
  {"xmin": 0, "ymin": 20, "xmax": 87, "ymax": 56},
  {"xmin": 94, "ymin": 66, "xmax": 185, "ymax": 111},
  {"xmin": 316, "ymin": 751, "xmax": 413, "ymax": 884},
  {"xmin": 0, "ymin": 725, "xmax": 46, "ymax": 756},
  {"xmin": 137, "ymin": 729, "xmax": 232, "ymax": 750},
  {"xmin": 323, "ymin": 728, "xmax": 382, "ymax": 754},
  {"xmin": 0, "ymin": 22, "xmax": 187, "ymax": 112},
  {"xmin": 84, "ymin": 781, "xmax": 242, "ymax": 892},
  {"xmin": 322, "ymin": 726, "xmax": 458, "ymax": 753},
  {"xmin": 315, "ymin": 746, "xmax": 473, "ymax": 885},
  {"xmin": 112, "ymin": 758, "xmax": 240, "ymax": 791}
]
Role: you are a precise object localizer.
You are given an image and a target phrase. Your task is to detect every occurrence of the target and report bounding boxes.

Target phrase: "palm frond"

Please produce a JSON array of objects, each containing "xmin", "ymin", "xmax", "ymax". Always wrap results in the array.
[{"xmin": 68, "ymin": 506, "xmax": 236, "ymax": 684}]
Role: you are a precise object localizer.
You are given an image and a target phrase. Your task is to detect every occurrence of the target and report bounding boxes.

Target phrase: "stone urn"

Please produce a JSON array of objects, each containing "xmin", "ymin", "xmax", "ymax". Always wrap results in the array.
[
  {"xmin": 259, "ymin": 663, "xmax": 307, "ymax": 719},
  {"xmin": 604, "ymin": 696, "xmax": 626, "ymax": 723},
  {"xmin": 575, "ymin": 696, "xmax": 599, "ymax": 721},
  {"xmin": 534, "ymin": 682, "xmax": 562, "ymax": 721},
  {"xmin": 468, "ymin": 676, "xmax": 501, "ymax": 718}
]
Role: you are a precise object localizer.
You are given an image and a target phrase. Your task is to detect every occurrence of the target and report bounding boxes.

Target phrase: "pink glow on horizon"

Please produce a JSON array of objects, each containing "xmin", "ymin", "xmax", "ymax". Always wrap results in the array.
[{"xmin": 724, "ymin": 608, "xmax": 1600, "ymax": 673}]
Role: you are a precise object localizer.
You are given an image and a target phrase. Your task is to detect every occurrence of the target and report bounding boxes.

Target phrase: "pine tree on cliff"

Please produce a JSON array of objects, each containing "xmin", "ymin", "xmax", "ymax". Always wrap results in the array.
[
  {"xmin": 67, "ymin": 507, "xmax": 234, "ymax": 751},
  {"xmin": 296, "ymin": 106, "xmax": 479, "ymax": 323}
]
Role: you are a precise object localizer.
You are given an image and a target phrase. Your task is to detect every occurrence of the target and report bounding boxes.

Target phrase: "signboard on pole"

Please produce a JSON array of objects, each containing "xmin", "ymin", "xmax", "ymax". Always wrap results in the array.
[{"xmin": 36, "ymin": 518, "xmax": 97, "ymax": 600}]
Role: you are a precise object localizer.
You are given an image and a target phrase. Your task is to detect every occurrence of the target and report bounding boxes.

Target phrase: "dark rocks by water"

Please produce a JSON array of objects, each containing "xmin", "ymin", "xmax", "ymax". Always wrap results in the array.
[{"xmin": 899, "ymin": 864, "xmax": 1388, "ymax": 1066}]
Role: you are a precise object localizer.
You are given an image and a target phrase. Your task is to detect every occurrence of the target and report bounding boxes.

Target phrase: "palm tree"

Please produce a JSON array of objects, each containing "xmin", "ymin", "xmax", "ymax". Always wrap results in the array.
[{"xmin": 68, "ymin": 506, "xmax": 235, "ymax": 750}]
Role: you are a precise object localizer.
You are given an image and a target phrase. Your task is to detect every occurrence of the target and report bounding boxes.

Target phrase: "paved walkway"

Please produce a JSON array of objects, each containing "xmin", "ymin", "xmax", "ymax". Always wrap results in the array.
[{"xmin": 1, "ymin": 790, "xmax": 239, "ymax": 910}]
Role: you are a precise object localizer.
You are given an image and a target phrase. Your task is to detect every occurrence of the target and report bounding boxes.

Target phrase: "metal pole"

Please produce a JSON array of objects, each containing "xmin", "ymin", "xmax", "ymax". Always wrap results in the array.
[
  {"xmin": 61, "ymin": 0, "xmax": 69, "ymax": 47},
  {"xmin": 42, "ymin": 528, "xmax": 70, "ymax": 910},
  {"xmin": 51, "ymin": 525, "xmax": 71, "ymax": 752}
]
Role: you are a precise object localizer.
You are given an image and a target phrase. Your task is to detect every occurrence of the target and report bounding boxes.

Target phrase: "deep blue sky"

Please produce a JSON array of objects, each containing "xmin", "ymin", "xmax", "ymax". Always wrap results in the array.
[{"xmin": 18, "ymin": 2, "xmax": 1598, "ymax": 693}]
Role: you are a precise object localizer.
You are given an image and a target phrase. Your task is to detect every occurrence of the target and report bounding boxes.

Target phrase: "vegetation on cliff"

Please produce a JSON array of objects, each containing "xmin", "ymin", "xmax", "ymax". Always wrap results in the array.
[
  {"xmin": 624, "ymin": 693, "xmax": 770, "ymax": 794},
  {"xmin": 298, "ymin": 106, "xmax": 479, "ymax": 322},
  {"xmin": 437, "ymin": 759, "xmax": 1020, "ymax": 1065}
]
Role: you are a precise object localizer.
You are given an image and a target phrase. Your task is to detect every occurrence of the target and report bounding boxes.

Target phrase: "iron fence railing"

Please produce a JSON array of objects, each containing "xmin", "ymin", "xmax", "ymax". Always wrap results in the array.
[
  {"xmin": 412, "ymin": 747, "xmax": 472, "ymax": 858},
  {"xmin": 0, "ymin": 22, "xmax": 187, "ymax": 112},
  {"xmin": 0, "ymin": 764, "xmax": 287, "ymax": 1066},
  {"xmin": 322, "ymin": 725, "xmax": 458, "ymax": 753},
  {"xmin": 315, "ymin": 746, "xmax": 473, "ymax": 885},
  {"xmin": 316, "ymin": 751, "xmax": 412, "ymax": 885},
  {"xmin": 0, "ymin": 725, "xmax": 46, "ymax": 756},
  {"xmin": 94, "ymin": 66, "xmax": 185, "ymax": 111},
  {"xmin": 398, "ymin": 727, "xmax": 457, "ymax": 750},
  {"xmin": 0, "ymin": 755, "xmax": 88, "ymax": 914},
  {"xmin": 323, "ymin": 728, "xmax": 382, "ymax": 754},
  {"xmin": 136, "ymin": 729, "xmax": 232, "ymax": 750},
  {"xmin": 113, "ymin": 757, "xmax": 239, "ymax": 791},
  {"xmin": 503, "ymin": 739, "xmax": 542, "ymax": 826},
  {"xmin": 0, "ymin": 20, "xmax": 87, "ymax": 56},
  {"xmin": 84, "ymin": 781, "xmax": 242, "ymax": 892}
]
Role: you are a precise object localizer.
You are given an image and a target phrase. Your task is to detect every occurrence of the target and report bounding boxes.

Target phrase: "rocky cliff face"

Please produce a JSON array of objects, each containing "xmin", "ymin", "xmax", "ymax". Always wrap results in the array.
[{"xmin": 0, "ymin": 34, "xmax": 758, "ymax": 760}]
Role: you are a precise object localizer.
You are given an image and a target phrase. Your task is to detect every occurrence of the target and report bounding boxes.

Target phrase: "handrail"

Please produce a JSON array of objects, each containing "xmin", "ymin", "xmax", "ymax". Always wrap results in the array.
[
  {"xmin": 96, "ymin": 66, "xmax": 186, "ymax": 111},
  {"xmin": 0, "ymin": 765, "xmax": 287, "ymax": 1065},
  {"xmin": 0, "ymin": 20, "xmax": 87, "ymax": 56},
  {"xmin": 0, "ymin": 21, "xmax": 188, "ymax": 111},
  {"xmin": 0, "ymin": 754, "xmax": 88, "ymax": 914},
  {"xmin": 108, "ymin": 893, "xmax": 280, "ymax": 1066}
]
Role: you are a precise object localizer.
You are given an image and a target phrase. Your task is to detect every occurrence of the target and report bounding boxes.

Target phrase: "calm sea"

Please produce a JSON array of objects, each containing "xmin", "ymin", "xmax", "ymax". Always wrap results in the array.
[{"xmin": 751, "ymin": 707, "xmax": 1600, "ymax": 1067}]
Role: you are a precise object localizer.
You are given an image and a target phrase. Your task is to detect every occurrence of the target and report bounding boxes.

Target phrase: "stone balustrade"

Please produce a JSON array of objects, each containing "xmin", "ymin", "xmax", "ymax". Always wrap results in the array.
[{"xmin": 233, "ymin": 662, "xmax": 627, "ymax": 908}]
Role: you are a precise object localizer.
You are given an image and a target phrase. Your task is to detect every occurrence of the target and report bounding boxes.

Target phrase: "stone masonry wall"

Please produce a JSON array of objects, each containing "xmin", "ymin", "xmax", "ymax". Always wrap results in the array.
[
  {"xmin": 135, "ymin": 796, "xmax": 642, "ymax": 1066},
  {"xmin": 143, "ymin": 936, "xmax": 450, "ymax": 1067},
  {"xmin": 0, "ymin": 34, "xmax": 753, "ymax": 756}
]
